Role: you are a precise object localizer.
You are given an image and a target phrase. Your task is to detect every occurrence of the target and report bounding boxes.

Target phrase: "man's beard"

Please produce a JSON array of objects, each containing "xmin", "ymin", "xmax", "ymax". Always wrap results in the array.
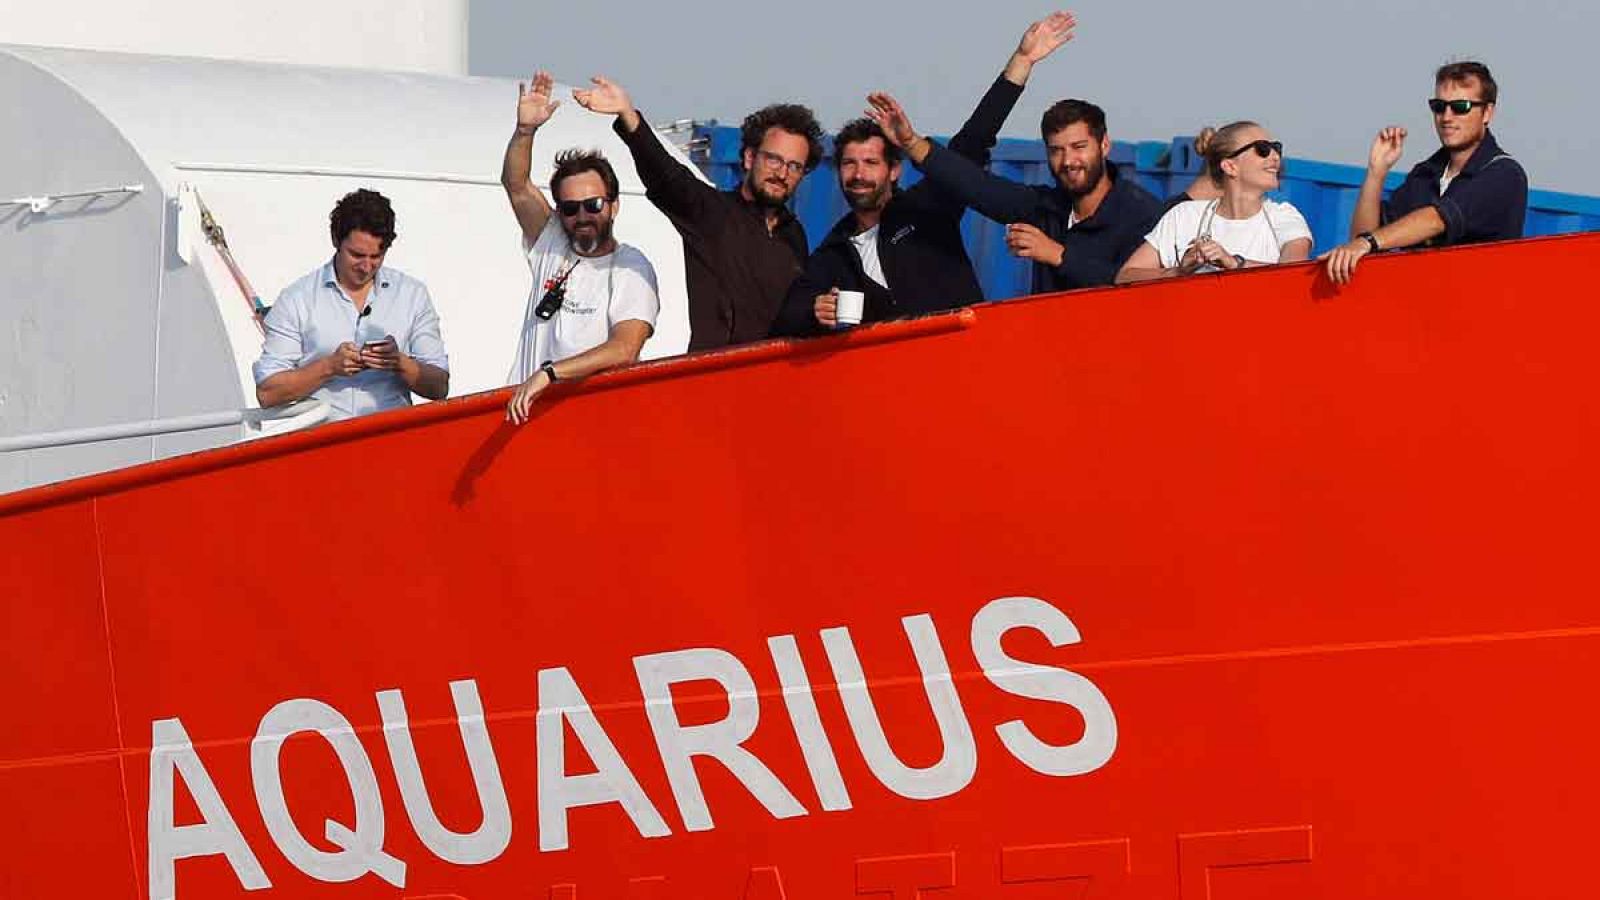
[
  {"xmin": 843, "ymin": 178, "xmax": 892, "ymax": 212},
  {"xmin": 1057, "ymin": 156, "xmax": 1106, "ymax": 198},
  {"xmin": 567, "ymin": 219, "xmax": 614, "ymax": 255},
  {"xmin": 746, "ymin": 170, "xmax": 793, "ymax": 209}
]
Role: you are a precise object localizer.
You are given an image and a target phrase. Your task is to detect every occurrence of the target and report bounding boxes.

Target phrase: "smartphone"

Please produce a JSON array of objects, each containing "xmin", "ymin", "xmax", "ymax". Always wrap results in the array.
[{"xmin": 362, "ymin": 339, "xmax": 389, "ymax": 350}]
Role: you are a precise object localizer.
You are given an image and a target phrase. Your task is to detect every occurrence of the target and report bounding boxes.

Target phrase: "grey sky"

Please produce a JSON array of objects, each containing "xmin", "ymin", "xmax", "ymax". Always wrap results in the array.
[{"xmin": 471, "ymin": 1, "xmax": 1595, "ymax": 197}]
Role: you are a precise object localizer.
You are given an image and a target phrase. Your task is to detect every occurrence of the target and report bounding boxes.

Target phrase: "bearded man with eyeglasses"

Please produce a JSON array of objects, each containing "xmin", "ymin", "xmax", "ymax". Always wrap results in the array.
[
  {"xmin": 1324, "ymin": 60, "xmax": 1528, "ymax": 285},
  {"xmin": 502, "ymin": 71, "xmax": 660, "ymax": 425},
  {"xmin": 572, "ymin": 75, "xmax": 823, "ymax": 350}
]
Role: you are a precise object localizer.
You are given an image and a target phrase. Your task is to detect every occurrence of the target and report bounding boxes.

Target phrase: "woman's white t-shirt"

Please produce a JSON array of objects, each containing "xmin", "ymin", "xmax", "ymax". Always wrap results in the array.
[
  {"xmin": 509, "ymin": 218, "xmax": 660, "ymax": 383},
  {"xmin": 1144, "ymin": 198, "xmax": 1313, "ymax": 268}
]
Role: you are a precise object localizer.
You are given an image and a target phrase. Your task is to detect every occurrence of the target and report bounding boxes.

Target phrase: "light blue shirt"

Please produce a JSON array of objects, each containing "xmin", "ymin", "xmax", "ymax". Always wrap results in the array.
[{"xmin": 253, "ymin": 261, "xmax": 449, "ymax": 421}]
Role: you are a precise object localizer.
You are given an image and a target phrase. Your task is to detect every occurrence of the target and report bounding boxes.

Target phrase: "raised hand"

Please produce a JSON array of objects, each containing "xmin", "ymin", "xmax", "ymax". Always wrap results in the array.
[
  {"xmin": 865, "ymin": 92, "xmax": 919, "ymax": 150},
  {"xmin": 517, "ymin": 71, "xmax": 560, "ymax": 131},
  {"xmin": 1016, "ymin": 11, "xmax": 1077, "ymax": 63},
  {"xmin": 1368, "ymin": 126, "xmax": 1407, "ymax": 173},
  {"xmin": 573, "ymin": 75, "xmax": 632, "ymax": 116},
  {"xmin": 572, "ymin": 75, "xmax": 639, "ymax": 132}
]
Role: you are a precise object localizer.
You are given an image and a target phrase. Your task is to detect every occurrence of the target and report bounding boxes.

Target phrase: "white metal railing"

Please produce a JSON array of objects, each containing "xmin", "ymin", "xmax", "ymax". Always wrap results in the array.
[
  {"xmin": 0, "ymin": 400, "xmax": 329, "ymax": 453},
  {"xmin": 4, "ymin": 183, "xmax": 144, "ymax": 214},
  {"xmin": 173, "ymin": 161, "xmax": 500, "ymax": 186}
]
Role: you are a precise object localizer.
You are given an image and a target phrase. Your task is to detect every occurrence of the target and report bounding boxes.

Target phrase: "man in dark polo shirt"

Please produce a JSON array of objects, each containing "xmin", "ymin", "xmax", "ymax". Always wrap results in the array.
[
  {"xmin": 863, "ymin": 13, "xmax": 1161, "ymax": 295},
  {"xmin": 573, "ymin": 76, "xmax": 823, "ymax": 350},
  {"xmin": 1324, "ymin": 60, "xmax": 1528, "ymax": 284}
]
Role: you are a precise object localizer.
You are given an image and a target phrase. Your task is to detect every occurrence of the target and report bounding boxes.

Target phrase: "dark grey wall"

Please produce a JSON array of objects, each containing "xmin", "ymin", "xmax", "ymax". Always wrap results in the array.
[{"xmin": 471, "ymin": 1, "xmax": 1593, "ymax": 195}]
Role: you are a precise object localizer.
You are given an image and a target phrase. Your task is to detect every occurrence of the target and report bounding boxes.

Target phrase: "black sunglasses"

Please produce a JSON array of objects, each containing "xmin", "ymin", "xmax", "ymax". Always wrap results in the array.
[
  {"xmin": 1226, "ymin": 139, "xmax": 1284, "ymax": 160},
  {"xmin": 1428, "ymin": 98, "xmax": 1489, "ymax": 115},
  {"xmin": 556, "ymin": 196, "xmax": 608, "ymax": 216}
]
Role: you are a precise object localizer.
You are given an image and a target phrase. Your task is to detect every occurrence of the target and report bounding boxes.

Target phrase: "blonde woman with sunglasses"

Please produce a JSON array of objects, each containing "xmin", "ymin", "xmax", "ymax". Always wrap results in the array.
[{"xmin": 1116, "ymin": 121, "xmax": 1312, "ymax": 283}]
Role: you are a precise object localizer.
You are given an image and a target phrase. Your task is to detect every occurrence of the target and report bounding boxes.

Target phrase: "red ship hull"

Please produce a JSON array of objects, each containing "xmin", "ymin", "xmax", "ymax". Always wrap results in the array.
[{"xmin": 4, "ymin": 236, "xmax": 1598, "ymax": 898}]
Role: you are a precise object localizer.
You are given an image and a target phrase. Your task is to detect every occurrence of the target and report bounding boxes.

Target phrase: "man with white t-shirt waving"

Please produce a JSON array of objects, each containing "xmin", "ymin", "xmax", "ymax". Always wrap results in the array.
[{"xmin": 502, "ymin": 70, "xmax": 659, "ymax": 425}]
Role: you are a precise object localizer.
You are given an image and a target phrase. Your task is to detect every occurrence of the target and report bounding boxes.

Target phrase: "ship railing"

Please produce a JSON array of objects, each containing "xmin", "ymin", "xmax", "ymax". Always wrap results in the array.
[{"xmin": 0, "ymin": 399, "xmax": 329, "ymax": 453}]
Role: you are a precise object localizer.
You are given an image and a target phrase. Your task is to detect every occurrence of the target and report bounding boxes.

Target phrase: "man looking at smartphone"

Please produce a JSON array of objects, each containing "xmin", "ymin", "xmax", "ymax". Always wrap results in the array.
[
  {"xmin": 1323, "ymin": 60, "xmax": 1527, "ymax": 284},
  {"xmin": 254, "ymin": 189, "xmax": 449, "ymax": 421},
  {"xmin": 503, "ymin": 71, "xmax": 659, "ymax": 425}
]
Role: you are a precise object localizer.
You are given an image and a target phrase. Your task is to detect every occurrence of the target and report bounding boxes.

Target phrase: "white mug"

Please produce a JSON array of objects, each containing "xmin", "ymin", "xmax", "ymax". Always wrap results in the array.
[{"xmin": 835, "ymin": 289, "xmax": 865, "ymax": 327}]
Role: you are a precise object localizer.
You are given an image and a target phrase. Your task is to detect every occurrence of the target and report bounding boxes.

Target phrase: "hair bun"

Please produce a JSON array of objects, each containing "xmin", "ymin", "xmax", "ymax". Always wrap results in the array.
[{"xmin": 1193, "ymin": 126, "xmax": 1217, "ymax": 157}]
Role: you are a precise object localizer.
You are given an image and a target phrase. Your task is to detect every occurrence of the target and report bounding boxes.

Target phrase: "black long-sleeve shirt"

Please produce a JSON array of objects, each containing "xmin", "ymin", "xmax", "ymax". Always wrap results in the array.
[
  {"xmin": 913, "ymin": 79, "xmax": 1163, "ymax": 294},
  {"xmin": 615, "ymin": 112, "xmax": 808, "ymax": 351}
]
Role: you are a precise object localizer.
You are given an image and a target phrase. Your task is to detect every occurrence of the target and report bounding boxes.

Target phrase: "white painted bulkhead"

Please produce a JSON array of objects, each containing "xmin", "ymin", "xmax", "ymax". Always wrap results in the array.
[
  {"xmin": 0, "ymin": 45, "xmax": 697, "ymax": 493},
  {"xmin": 0, "ymin": 0, "xmax": 469, "ymax": 74}
]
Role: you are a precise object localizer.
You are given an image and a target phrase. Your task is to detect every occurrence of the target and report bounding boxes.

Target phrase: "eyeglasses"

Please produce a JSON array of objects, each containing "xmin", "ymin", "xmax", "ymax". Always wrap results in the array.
[
  {"xmin": 1226, "ymin": 139, "xmax": 1284, "ymax": 160},
  {"xmin": 755, "ymin": 149, "xmax": 807, "ymax": 177},
  {"xmin": 1428, "ymin": 98, "xmax": 1489, "ymax": 116},
  {"xmin": 556, "ymin": 196, "xmax": 608, "ymax": 217}
]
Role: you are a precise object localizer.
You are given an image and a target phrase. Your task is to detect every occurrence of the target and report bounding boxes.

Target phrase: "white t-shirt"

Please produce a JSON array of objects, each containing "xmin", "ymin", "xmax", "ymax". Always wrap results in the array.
[
  {"xmin": 1144, "ymin": 198, "xmax": 1313, "ymax": 268},
  {"xmin": 509, "ymin": 218, "xmax": 660, "ymax": 384},
  {"xmin": 849, "ymin": 224, "xmax": 888, "ymax": 289}
]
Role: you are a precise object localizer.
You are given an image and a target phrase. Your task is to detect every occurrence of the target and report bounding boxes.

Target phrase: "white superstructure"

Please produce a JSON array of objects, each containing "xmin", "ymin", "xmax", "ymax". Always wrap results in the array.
[
  {"xmin": 0, "ymin": 44, "xmax": 697, "ymax": 492},
  {"xmin": 0, "ymin": 0, "xmax": 469, "ymax": 74}
]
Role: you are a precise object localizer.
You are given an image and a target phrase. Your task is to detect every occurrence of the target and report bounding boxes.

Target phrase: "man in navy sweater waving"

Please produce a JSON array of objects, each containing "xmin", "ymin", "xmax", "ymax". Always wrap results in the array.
[{"xmin": 866, "ymin": 12, "xmax": 1162, "ymax": 295}]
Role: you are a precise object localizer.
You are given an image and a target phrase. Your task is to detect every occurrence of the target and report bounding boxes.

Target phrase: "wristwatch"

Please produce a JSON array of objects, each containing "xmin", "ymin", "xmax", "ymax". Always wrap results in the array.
[
  {"xmin": 539, "ymin": 361, "xmax": 559, "ymax": 384},
  {"xmin": 1358, "ymin": 232, "xmax": 1381, "ymax": 253},
  {"xmin": 1232, "ymin": 254, "xmax": 1246, "ymax": 270}
]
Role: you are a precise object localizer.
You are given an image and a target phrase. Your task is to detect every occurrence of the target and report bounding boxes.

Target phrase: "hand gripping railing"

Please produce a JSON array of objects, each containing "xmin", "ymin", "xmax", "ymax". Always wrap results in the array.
[{"xmin": 0, "ymin": 400, "xmax": 329, "ymax": 453}]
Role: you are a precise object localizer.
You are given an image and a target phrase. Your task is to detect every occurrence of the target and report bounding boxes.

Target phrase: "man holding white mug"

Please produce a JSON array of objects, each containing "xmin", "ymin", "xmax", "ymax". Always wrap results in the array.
[
  {"xmin": 768, "ymin": 114, "xmax": 987, "ymax": 335},
  {"xmin": 772, "ymin": 12, "xmax": 1079, "ymax": 336}
]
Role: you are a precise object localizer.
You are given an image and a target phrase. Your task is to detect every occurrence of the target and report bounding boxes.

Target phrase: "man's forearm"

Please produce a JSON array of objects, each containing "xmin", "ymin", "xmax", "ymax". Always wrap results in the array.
[
  {"xmin": 550, "ymin": 336, "xmax": 641, "ymax": 383},
  {"xmin": 1001, "ymin": 51, "xmax": 1035, "ymax": 87},
  {"xmin": 399, "ymin": 357, "xmax": 449, "ymax": 400},
  {"xmin": 256, "ymin": 358, "xmax": 333, "ymax": 407},
  {"xmin": 616, "ymin": 109, "xmax": 714, "ymax": 222},
  {"xmin": 612, "ymin": 105, "xmax": 642, "ymax": 134},
  {"xmin": 501, "ymin": 127, "xmax": 535, "ymax": 191},
  {"xmin": 945, "ymin": 76, "xmax": 1023, "ymax": 164},
  {"xmin": 502, "ymin": 126, "xmax": 552, "ymax": 236},
  {"xmin": 1115, "ymin": 265, "xmax": 1180, "ymax": 284},
  {"xmin": 1370, "ymin": 206, "xmax": 1446, "ymax": 252},
  {"xmin": 1349, "ymin": 169, "xmax": 1389, "ymax": 237},
  {"xmin": 915, "ymin": 141, "xmax": 1037, "ymax": 223}
]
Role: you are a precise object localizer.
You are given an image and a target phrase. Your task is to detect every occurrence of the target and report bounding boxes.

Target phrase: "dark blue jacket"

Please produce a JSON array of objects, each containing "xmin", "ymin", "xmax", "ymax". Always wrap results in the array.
[
  {"xmin": 770, "ymin": 78, "xmax": 1015, "ymax": 336},
  {"xmin": 1383, "ymin": 129, "xmax": 1527, "ymax": 245},
  {"xmin": 914, "ymin": 78, "xmax": 1163, "ymax": 293}
]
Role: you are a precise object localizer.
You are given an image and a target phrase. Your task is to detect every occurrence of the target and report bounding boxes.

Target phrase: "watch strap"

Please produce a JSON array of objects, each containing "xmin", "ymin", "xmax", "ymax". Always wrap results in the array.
[
  {"xmin": 1358, "ymin": 231, "xmax": 1381, "ymax": 253},
  {"xmin": 540, "ymin": 361, "xmax": 559, "ymax": 383}
]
